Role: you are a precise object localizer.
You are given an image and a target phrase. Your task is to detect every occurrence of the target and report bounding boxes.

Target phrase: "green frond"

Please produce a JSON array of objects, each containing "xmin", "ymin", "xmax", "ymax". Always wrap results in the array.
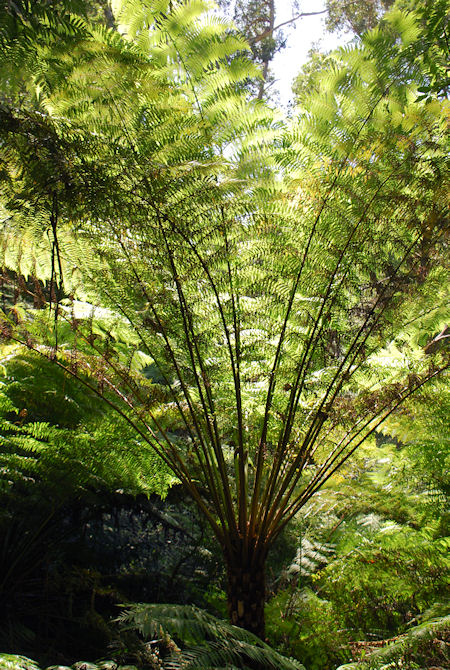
[
  {"xmin": 0, "ymin": 350, "xmax": 174, "ymax": 502},
  {"xmin": 0, "ymin": 656, "xmax": 40, "ymax": 670},
  {"xmin": 336, "ymin": 611, "xmax": 450, "ymax": 670},
  {"xmin": 117, "ymin": 603, "xmax": 305, "ymax": 669}
]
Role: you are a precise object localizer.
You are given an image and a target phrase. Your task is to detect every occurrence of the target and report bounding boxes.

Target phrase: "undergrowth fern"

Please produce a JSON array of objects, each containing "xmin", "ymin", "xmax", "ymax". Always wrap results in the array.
[
  {"xmin": 115, "ymin": 603, "xmax": 305, "ymax": 669},
  {"xmin": 0, "ymin": 604, "xmax": 306, "ymax": 670},
  {"xmin": 336, "ymin": 608, "xmax": 450, "ymax": 670}
]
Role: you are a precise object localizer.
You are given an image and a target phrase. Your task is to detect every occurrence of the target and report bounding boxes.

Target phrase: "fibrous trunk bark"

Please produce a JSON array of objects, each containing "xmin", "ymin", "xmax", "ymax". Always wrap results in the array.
[{"xmin": 226, "ymin": 549, "xmax": 266, "ymax": 639}]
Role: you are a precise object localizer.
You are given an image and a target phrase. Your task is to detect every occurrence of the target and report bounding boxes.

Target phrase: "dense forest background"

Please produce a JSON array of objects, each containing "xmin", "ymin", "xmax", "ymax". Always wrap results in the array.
[{"xmin": 0, "ymin": 0, "xmax": 448, "ymax": 669}]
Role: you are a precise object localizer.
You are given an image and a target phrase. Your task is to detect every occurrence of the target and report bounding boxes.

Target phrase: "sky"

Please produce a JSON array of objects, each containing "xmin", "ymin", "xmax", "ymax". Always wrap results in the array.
[
  {"xmin": 214, "ymin": 1, "xmax": 353, "ymax": 109},
  {"xmin": 268, "ymin": 1, "xmax": 352, "ymax": 108}
]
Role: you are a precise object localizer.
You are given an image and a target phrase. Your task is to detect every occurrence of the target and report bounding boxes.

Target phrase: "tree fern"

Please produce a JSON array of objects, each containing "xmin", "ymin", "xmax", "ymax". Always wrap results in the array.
[{"xmin": 0, "ymin": 0, "xmax": 448, "ymax": 637}]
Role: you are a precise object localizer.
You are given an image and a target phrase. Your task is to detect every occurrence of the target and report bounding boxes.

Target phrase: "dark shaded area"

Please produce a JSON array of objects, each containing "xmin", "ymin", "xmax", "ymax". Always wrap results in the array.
[{"xmin": 0, "ymin": 486, "xmax": 222, "ymax": 666}]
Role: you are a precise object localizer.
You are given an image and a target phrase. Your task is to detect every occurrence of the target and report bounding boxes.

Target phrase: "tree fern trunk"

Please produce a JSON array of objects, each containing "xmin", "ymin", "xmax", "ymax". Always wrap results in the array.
[{"xmin": 226, "ymin": 549, "xmax": 266, "ymax": 639}]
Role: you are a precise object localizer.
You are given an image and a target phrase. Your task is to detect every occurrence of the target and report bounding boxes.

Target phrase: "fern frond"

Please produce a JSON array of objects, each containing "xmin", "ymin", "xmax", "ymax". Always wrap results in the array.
[{"xmin": 117, "ymin": 603, "xmax": 305, "ymax": 669}]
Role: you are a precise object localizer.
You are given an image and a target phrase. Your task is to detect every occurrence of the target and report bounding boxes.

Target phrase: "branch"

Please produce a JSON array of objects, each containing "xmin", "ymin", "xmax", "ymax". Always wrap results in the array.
[{"xmin": 249, "ymin": 10, "xmax": 327, "ymax": 45}]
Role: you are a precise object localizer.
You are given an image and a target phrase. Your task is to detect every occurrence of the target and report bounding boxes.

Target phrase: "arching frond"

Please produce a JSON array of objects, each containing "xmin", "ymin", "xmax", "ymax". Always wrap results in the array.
[{"xmin": 117, "ymin": 603, "xmax": 305, "ymax": 669}]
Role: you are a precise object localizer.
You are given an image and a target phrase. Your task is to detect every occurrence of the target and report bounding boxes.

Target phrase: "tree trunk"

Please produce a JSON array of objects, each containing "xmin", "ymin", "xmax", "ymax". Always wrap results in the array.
[
  {"xmin": 256, "ymin": 0, "xmax": 275, "ymax": 100},
  {"xmin": 226, "ymin": 550, "xmax": 266, "ymax": 639}
]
